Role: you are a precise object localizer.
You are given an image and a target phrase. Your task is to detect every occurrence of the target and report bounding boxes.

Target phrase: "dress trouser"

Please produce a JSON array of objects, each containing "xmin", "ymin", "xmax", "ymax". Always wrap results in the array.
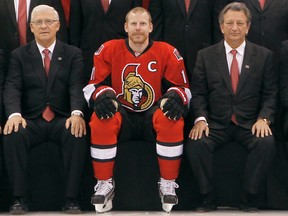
[
  {"xmin": 3, "ymin": 116, "xmax": 87, "ymax": 198},
  {"xmin": 186, "ymin": 123, "xmax": 275, "ymax": 195}
]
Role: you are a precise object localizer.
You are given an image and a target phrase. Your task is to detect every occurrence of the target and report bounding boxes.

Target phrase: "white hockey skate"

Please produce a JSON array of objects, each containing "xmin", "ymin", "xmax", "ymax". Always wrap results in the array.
[
  {"xmin": 158, "ymin": 178, "xmax": 179, "ymax": 213},
  {"xmin": 91, "ymin": 178, "xmax": 115, "ymax": 213}
]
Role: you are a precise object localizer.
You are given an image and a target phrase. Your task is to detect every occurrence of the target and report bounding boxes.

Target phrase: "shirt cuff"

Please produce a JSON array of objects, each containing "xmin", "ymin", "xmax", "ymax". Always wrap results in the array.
[
  {"xmin": 71, "ymin": 110, "xmax": 84, "ymax": 117},
  {"xmin": 9, "ymin": 113, "xmax": 22, "ymax": 119},
  {"xmin": 194, "ymin": 116, "xmax": 208, "ymax": 125}
]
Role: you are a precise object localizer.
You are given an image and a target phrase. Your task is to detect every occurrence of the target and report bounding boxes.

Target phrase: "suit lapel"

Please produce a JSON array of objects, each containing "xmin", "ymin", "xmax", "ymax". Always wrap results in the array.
[
  {"xmin": 98, "ymin": 0, "xmax": 110, "ymax": 15},
  {"xmin": 249, "ymin": 0, "xmax": 273, "ymax": 12},
  {"xmin": 47, "ymin": 40, "xmax": 64, "ymax": 94},
  {"xmin": 249, "ymin": 0, "xmax": 262, "ymax": 12},
  {"xmin": 176, "ymin": 0, "xmax": 186, "ymax": 17},
  {"xmin": 262, "ymin": 0, "xmax": 273, "ymax": 11},
  {"xmin": 236, "ymin": 41, "xmax": 254, "ymax": 92},
  {"xmin": 28, "ymin": 41, "xmax": 47, "ymax": 87},
  {"xmin": 187, "ymin": 0, "xmax": 198, "ymax": 18},
  {"xmin": 214, "ymin": 41, "xmax": 234, "ymax": 94},
  {"xmin": 6, "ymin": 0, "xmax": 17, "ymax": 29}
]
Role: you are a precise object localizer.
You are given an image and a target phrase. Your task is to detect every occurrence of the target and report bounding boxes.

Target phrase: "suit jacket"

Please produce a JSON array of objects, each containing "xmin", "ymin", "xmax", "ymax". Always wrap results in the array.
[
  {"xmin": 0, "ymin": 0, "xmax": 68, "ymax": 71},
  {"xmin": 148, "ymin": 0, "xmax": 214, "ymax": 80},
  {"xmin": 0, "ymin": 49, "xmax": 4, "ymax": 124},
  {"xmin": 191, "ymin": 40, "xmax": 278, "ymax": 130},
  {"xmin": 279, "ymin": 40, "xmax": 288, "ymax": 137},
  {"xmin": 69, "ymin": 0, "xmax": 142, "ymax": 81},
  {"xmin": 214, "ymin": 0, "xmax": 288, "ymax": 63},
  {"xmin": 3, "ymin": 40, "xmax": 86, "ymax": 119}
]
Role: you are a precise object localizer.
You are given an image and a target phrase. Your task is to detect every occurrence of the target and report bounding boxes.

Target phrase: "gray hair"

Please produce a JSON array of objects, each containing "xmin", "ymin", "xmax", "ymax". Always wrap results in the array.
[
  {"xmin": 31, "ymin": 4, "xmax": 59, "ymax": 21},
  {"xmin": 218, "ymin": 2, "xmax": 252, "ymax": 25}
]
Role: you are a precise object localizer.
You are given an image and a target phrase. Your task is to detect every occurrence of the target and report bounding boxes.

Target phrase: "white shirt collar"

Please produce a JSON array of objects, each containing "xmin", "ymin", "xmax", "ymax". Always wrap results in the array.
[
  {"xmin": 224, "ymin": 40, "xmax": 246, "ymax": 56},
  {"xmin": 37, "ymin": 40, "xmax": 56, "ymax": 55}
]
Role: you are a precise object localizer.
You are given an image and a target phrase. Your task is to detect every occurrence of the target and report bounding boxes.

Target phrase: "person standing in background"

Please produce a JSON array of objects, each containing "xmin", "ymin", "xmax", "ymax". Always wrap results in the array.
[
  {"xmin": 148, "ymin": 0, "xmax": 214, "ymax": 82},
  {"xmin": 69, "ymin": 0, "xmax": 142, "ymax": 83}
]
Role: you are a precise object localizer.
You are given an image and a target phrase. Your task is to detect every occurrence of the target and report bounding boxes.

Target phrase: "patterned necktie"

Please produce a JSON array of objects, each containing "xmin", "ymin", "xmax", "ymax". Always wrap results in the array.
[
  {"xmin": 42, "ymin": 49, "xmax": 55, "ymax": 121},
  {"xmin": 230, "ymin": 50, "xmax": 239, "ymax": 125},
  {"xmin": 18, "ymin": 0, "xmax": 27, "ymax": 45},
  {"xmin": 259, "ymin": 0, "xmax": 265, "ymax": 9},
  {"xmin": 185, "ymin": 0, "xmax": 190, "ymax": 13},
  {"xmin": 101, "ymin": 0, "xmax": 110, "ymax": 13}
]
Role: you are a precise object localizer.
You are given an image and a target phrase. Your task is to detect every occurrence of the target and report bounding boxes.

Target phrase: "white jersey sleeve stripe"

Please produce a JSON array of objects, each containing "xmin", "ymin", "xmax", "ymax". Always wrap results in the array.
[{"xmin": 83, "ymin": 84, "xmax": 96, "ymax": 105}]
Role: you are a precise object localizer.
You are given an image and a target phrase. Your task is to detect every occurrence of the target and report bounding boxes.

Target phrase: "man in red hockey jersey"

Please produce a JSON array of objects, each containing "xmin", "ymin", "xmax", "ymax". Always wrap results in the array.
[{"xmin": 83, "ymin": 7, "xmax": 191, "ymax": 213}]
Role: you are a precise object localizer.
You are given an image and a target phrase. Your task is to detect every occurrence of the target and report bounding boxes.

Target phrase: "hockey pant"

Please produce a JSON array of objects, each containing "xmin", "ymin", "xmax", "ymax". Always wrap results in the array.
[{"xmin": 89, "ymin": 108, "xmax": 184, "ymax": 180}]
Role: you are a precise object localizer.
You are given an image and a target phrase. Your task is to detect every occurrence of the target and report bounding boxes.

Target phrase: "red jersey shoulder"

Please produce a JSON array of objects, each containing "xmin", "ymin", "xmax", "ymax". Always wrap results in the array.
[
  {"xmin": 94, "ymin": 39, "xmax": 126, "ymax": 56},
  {"xmin": 151, "ymin": 41, "xmax": 183, "ymax": 61}
]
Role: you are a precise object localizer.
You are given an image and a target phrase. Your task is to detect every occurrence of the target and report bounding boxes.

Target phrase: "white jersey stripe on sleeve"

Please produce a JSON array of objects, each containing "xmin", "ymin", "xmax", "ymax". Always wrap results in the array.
[{"xmin": 83, "ymin": 84, "xmax": 96, "ymax": 105}]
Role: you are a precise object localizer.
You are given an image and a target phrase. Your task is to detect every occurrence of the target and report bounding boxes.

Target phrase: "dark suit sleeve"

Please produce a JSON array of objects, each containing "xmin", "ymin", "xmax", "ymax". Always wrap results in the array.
[
  {"xmin": 69, "ymin": 47, "xmax": 86, "ymax": 112},
  {"xmin": 148, "ymin": 0, "xmax": 163, "ymax": 41},
  {"xmin": 190, "ymin": 50, "xmax": 209, "ymax": 120},
  {"xmin": 3, "ymin": 50, "xmax": 23, "ymax": 117},
  {"xmin": 258, "ymin": 49, "xmax": 278, "ymax": 122}
]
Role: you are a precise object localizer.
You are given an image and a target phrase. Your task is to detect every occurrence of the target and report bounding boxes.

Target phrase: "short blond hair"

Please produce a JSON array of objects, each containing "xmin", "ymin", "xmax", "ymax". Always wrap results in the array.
[{"xmin": 125, "ymin": 7, "xmax": 152, "ymax": 23}]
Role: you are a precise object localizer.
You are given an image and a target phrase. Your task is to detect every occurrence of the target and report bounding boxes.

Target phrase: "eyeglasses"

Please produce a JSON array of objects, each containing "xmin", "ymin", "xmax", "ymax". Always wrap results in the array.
[{"xmin": 31, "ymin": 19, "xmax": 59, "ymax": 26}]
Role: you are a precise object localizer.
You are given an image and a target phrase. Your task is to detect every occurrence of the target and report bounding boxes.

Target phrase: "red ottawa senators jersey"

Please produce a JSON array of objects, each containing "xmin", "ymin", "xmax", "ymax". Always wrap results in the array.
[{"xmin": 87, "ymin": 39, "xmax": 190, "ymax": 112}]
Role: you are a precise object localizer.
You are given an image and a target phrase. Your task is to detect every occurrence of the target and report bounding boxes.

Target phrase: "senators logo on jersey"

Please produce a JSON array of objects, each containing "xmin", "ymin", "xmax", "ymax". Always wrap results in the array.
[{"xmin": 117, "ymin": 64, "xmax": 154, "ymax": 112}]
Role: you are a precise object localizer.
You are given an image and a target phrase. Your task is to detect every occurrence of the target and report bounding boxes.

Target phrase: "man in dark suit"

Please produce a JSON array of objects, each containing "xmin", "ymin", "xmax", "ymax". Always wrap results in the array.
[
  {"xmin": 0, "ymin": 0, "xmax": 68, "ymax": 75},
  {"xmin": 68, "ymin": 0, "xmax": 142, "ymax": 82},
  {"xmin": 3, "ymin": 5, "xmax": 87, "ymax": 214},
  {"xmin": 186, "ymin": 2, "xmax": 277, "ymax": 212},
  {"xmin": 148, "ymin": 0, "xmax": 214, "ymax": 81}
]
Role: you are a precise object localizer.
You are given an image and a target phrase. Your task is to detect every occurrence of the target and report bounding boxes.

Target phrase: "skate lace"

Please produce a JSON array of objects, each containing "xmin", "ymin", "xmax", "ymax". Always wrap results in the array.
[
  {"xmin": 158, "ymin": 178, "xmax": 179, "ymax": 195},
  {"xmin": 94, "ymin": 179, "xmax": 114, "ymax": 196}
]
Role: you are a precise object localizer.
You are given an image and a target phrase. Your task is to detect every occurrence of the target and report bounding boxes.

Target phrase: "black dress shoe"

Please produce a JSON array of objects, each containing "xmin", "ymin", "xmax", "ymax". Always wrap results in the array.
[
  {"xmin": 9, "ymin": 198, "xmax": 28, "ymax": 214},
  {"xmin": 196, "ymin": 192, "xmax": 217, "ymax": 212},
  {"xmin": 240, "ymin": 193, "xmax": 258, "ymax": 212},
  {"xmin": 62, "ymin": 198, "xmax": 82, "ymax": 214}
]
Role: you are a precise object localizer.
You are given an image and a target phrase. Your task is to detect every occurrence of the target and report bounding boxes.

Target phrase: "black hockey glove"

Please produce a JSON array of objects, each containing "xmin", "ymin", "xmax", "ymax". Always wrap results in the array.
[
  {"xmin": 158, "ymin": 90, "xmax": 186, "ymax": 121},
  {"xmin": 93, "ymin": 90, "xmax": 120, "ymax": 119}
]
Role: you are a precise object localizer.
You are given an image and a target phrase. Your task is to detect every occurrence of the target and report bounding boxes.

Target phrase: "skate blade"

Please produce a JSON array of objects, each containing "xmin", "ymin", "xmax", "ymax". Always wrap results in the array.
[
  {"xmin": 162, "ymin": 203, "xmax": 175, "ymax": 213},
  {"xmin": 94, "ymin": 199, "xmax": 113, "ymax": 213}
]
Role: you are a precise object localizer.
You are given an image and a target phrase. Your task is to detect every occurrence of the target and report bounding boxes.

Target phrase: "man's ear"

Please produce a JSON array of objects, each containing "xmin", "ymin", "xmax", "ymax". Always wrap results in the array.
[
  {"xmin": 30, "ymin": 23, "xmax": 35, "ymax": 33},
  {"xmin": 149, "ymin": 23, "xmax": 153, "ymax": 33}
]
